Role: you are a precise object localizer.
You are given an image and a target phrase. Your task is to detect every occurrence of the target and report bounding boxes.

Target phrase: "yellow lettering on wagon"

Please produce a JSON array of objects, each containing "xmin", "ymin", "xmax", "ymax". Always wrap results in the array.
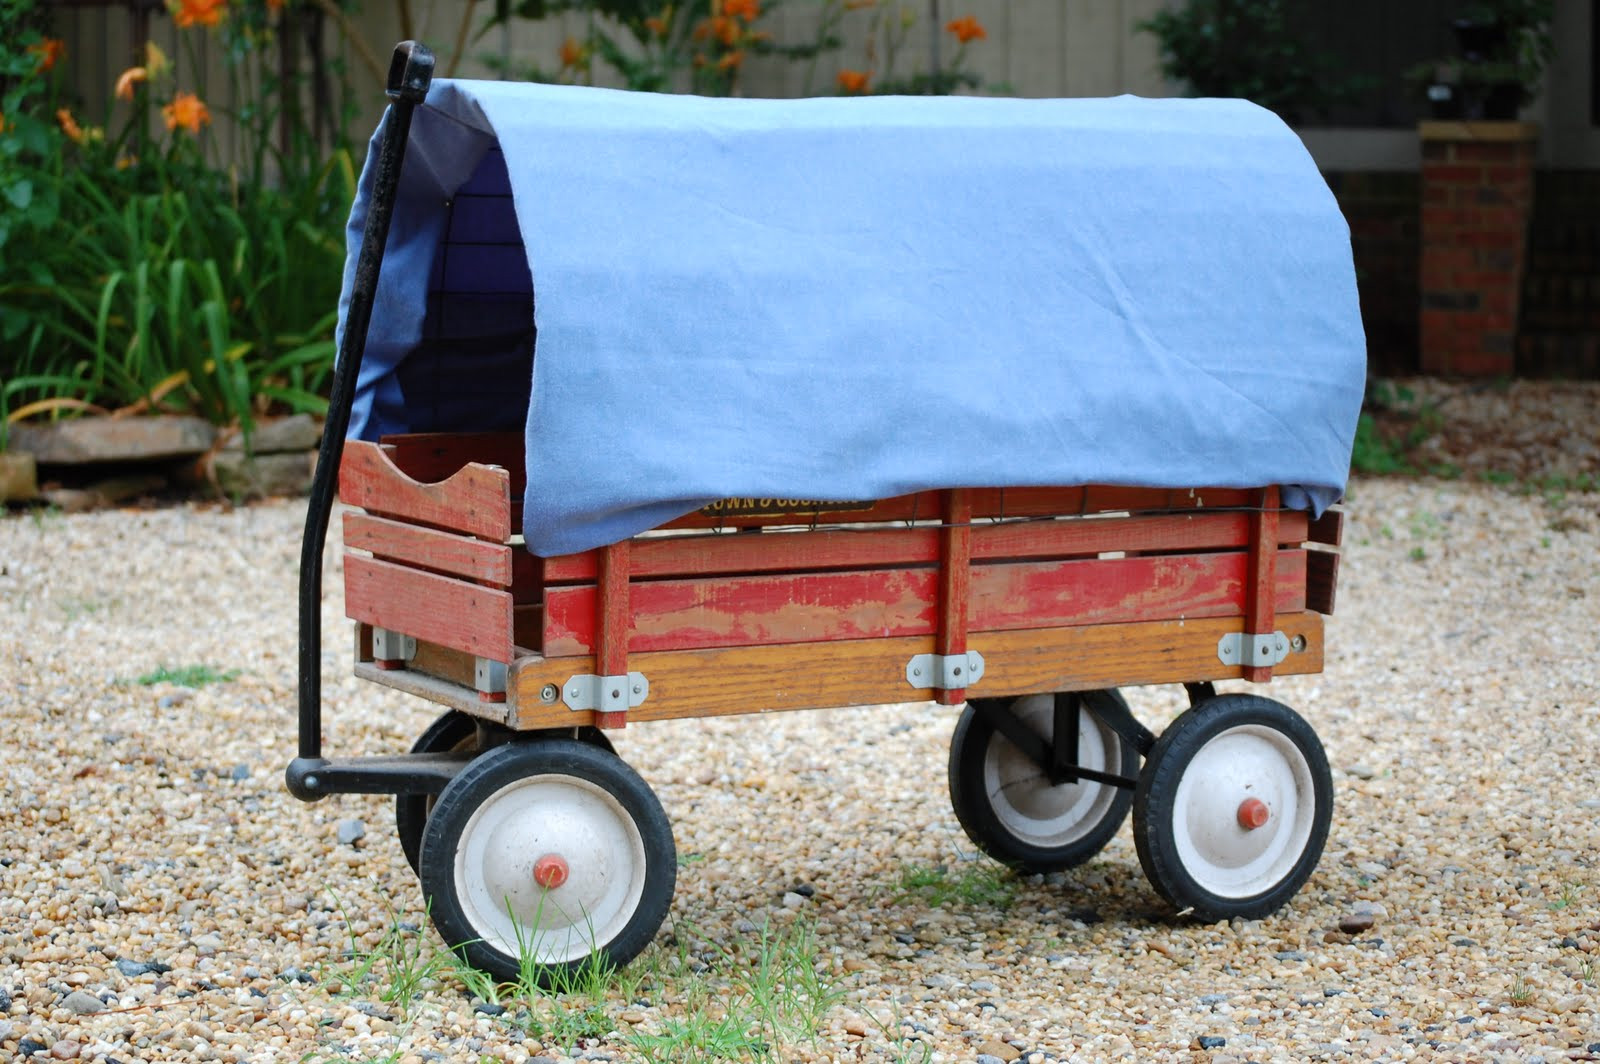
[{"xmin": 699, "ymin": 497, "xmax": 874, "ymax": 518}]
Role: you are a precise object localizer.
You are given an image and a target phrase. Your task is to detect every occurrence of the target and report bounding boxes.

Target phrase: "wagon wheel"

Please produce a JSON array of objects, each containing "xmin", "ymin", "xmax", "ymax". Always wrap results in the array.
[
  {"xmin": 395, "ymin": 711, "xmax": 614, "ymax": 877},
  {"xmin": 1132, "ymin": 693, "xmax": 1332, "ymax": 921},
  {"xmin": 419, "ymin": 738, "xmax": 675, "ymax": 984},
  {"xmin": 948, "ymin": 691, "xmax": 1140, "ymax": 874}
]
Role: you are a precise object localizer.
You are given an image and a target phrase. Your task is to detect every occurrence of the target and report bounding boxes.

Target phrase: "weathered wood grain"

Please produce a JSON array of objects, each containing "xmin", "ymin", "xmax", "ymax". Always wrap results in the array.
[
  {"xmin": 344, "ymin": 554, "xmax": 514, "ymax": 662},
  {"xmin": 339, "ymin": 440, "xmax": 511, "ymax": 543},
  {"xmin": 508, "ymin": 612, "xmax": 1325, "ymax": 729},
  {"xmin": 344, "ymin": 512, "xmax": 514, "ymax": 586}
]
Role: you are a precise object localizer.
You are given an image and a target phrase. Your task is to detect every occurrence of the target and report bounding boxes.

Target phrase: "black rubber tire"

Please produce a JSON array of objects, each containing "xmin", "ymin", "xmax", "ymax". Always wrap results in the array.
[
  {"xmin": 395, "ymin": 712, "xmax": 614, "ymax": 877},
  {"xmin": 1132, "ymin": 693, "xmax": 1332, "ymax": 921},
  {"xmin": 948, "ymin": 690, "xmax": 1140, "ymax": 874},
  {"xmin": 419, "ymin": 738, "xmax": 675, "ymax": 985}
]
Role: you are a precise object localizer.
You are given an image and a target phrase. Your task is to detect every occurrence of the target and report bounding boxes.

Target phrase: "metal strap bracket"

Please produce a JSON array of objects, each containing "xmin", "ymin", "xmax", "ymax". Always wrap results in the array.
[
  {"xmin": 371, "ymin": 627, "xmax": 416, "ymax": 663},
  {"xmin": 906, "ymin": 651, "xmax": 986, "ymax": 690},
  {"xmin": 562, "ymin": 672, "xmax": 650, "ymax": 713},
  {"xmin": 1218, "ymin": 631, "xmax": 1290, "ymax": 668}
]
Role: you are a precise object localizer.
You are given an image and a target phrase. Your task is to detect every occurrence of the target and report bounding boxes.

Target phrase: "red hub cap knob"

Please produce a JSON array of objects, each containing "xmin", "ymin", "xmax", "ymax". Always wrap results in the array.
[
  {"xmin": 533, "ymin": 853, "xmax": 570, "ymax": 890},
  {"xmin": 1236, "ymin": 797, "xmax": 1270, "ymax": 830}
]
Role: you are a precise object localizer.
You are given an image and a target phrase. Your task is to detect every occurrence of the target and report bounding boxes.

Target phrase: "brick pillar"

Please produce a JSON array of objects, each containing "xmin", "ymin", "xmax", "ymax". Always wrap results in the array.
[{"xmin": 1418, "ymin": 121, "xmax": 1538, "ymax": 376}]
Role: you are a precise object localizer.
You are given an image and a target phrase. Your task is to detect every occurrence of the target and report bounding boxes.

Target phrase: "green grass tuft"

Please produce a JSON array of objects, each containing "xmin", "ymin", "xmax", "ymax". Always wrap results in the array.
[{"xmin": 135, "ymin": 664, "xmax": 239, "ymax": 687}]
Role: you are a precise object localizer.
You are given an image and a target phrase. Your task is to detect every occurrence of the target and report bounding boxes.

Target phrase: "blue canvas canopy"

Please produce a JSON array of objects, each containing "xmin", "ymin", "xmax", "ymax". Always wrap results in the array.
[{"xmin": 339, "ymin": 79, "xmax": 1366, "ymax": 557}]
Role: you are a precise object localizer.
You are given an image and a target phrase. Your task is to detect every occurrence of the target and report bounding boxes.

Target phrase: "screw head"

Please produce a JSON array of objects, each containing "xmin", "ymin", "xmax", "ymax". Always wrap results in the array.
[{"xmin": 541, "ymin": 684, "xmax": 559, "ymax": 703}]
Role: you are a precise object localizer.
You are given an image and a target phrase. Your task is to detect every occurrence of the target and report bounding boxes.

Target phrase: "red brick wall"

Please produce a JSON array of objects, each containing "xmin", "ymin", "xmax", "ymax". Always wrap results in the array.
[{"xmin": 1417, "ymin": 126, "xmax": 1538, "ymax": 376}]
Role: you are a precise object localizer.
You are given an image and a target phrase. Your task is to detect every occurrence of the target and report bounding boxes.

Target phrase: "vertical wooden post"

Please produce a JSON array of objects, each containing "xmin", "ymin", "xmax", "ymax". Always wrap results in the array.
[
  {"xmin": 596, "ymin": 539, "xmax": 631, "ymax": 728},
  {"xmin": 1241, "ymin": 486, "xmax": 1279, "ymax": 683},
  {"xmin": 935, "ymin": 488, "xmax": 972, "ymax": 706}
]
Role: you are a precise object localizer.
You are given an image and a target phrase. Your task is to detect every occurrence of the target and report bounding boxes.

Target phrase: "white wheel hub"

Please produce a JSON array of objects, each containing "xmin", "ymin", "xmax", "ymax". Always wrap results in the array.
[
  {"xmin": 1170, "ymin": 724, "xmax": 1316, "ymax": 898},
  {"xmin": 984, "ymin": 695, "xmax": 1122, "ymax": 848},
  {"xmin": 452, "ymin": 772, "xmax": 646, "ymax": 964}
]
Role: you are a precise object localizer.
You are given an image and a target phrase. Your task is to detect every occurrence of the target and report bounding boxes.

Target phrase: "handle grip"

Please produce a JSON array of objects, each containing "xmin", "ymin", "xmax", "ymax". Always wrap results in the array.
[{"xmin": 387, "ymin": 40, "xmax": 436, "ymax": 103}]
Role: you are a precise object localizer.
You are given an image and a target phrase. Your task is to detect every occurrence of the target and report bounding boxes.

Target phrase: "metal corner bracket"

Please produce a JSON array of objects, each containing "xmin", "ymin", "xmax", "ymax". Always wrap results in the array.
[
  {"xmin": 562, "ymin": 672, "xmax": 650, "ymax": 713},
  {"xmin": 905, "ymin": 651, "xmax": 986, "ymax": 690},
  {"xmin": 1217, "ymin": 631, "xmax": 1291, "ymax": 668},
  {"xmin": 371, "ymin": 627, "xmax": 416, "ymax": 662}
]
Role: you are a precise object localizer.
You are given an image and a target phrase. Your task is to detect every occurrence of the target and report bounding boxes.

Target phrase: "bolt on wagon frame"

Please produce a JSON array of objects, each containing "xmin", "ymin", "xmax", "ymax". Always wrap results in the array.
[{"xmin": 288, "ymin": 42, "xmax": 1347, "ymax": 982}]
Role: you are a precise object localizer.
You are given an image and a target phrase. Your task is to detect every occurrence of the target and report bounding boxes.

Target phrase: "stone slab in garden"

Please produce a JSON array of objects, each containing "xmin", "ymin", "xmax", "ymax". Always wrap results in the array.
[
  {"xmin": 0, "ymin": 452, "xmax": 39, "ymax": 503},
  {"xmin": 8, "ymin": 416, "xmax": 216, "ymax": 464},
  {"xmin": 209, "ymin": 451, "xmax": 316, "ymax": 499},
  {"xmin": 219, "ymin": 414, "xmax": 322, "ymax": 455}
]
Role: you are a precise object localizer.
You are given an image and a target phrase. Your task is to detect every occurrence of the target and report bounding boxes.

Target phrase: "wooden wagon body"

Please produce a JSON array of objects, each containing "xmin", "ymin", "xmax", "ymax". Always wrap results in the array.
[{"xmin": 339, "ymin": 431, "xmax": 1342, "ymax": 731}]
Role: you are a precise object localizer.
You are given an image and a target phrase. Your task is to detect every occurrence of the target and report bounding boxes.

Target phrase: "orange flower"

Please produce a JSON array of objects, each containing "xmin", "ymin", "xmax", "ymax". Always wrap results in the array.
[
  {"xmin": 171, "ymin": 0, "xmax": 226, "ymax": 28},
  {"xmin": 716, "ymin": 49, "xmax": 744, "ymax": 70},
  {"xmin": 0, "ymin": 114, "xmax": 8, "ymax": 135},
  {"xmin": 115, "ymin": 66, "xmax": 148, "ymax": 100},
  {"xmin": 162, "ymin": 91, "xmax": 211, "ymax": 134},
  {"xmin": 57, "ymin": 108, "xmax": 84, "ymax": 142},
  {"xmin": 723, "ymin": 0, "xmax": 759, "ymax": 21},
  {"xmin": 28, "ymin": 38, "xmax": 65, "ymax": 73},
  {"xmin": 945, "ymin": 15, "xmax": 985, "ymax": 44},
  {"xmin": 265, "ymin": 0, "xmax": 284, "ymax": 11},
  {"xmin": 836, "ymin": 69, "xmax": 870, "ymax": 94},
  {"xmin": 559, "ymin": 36, "xmax": 585, "ymax": 69},
  {"xmin": 644, "ymin": 14, "xmax": 668, "ymax": 37},
  {"xmin": 709, "ymin": 14, "xmax": 738, "ymax": 45}
]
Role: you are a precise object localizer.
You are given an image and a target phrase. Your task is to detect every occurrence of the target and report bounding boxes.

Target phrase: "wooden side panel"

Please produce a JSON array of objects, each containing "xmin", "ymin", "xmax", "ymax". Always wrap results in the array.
[
  {"xmin": 339, "ymin": 440, "xmax": 512, "ymax": 543},
  {"xmin": 344, "ymin": 512, "xmax": 514, "ymax": 586},
  {"xmin": 936, "ymin": 489, "xmax": 974, "ymax": 705},
  {"xmin": 378, "ymin": 432, "xmax": 527, "ymax": 495},
  {"xmin": 541, "ymin": 550, "xmax": 1308, "ymax": 658},
  {"xmin": 1308, "ymin": 507, "xmax": 1345, "ymax": 547},
  {"xmin": 657, "ymin": 485, "xmax": 1262, "ymax": 533},
  {"xmin": 344, "ymin": 555, "xmax": 514, "ymax": 662},
  {"xmin": 540, "ymin": 510, "xmax": 1312, "ymax": 585},
  {"xmin": 508, "ymin": 612, "xmax": 1325, "ymax": 729},
  {"xmin": 1306, "ymin": 549, "xmax": 1340, "ymax": 616}
]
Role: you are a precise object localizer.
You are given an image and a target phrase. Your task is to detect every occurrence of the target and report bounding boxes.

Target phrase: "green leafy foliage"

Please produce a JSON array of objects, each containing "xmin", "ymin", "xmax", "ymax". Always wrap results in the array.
[
  {"xmin": 1135, "ymin": 0, "xmax": 1367, "ymax": 123},
  {"xmin": 0, "ymin": 4, "xmax": 355, "ymax": 450}
]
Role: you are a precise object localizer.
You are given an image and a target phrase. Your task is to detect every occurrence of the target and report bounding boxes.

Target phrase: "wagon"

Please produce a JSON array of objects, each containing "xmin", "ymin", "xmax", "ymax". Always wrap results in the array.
[{"xmin": 287, "ymin": 42, "xmax": 1367, "ymax": 981}]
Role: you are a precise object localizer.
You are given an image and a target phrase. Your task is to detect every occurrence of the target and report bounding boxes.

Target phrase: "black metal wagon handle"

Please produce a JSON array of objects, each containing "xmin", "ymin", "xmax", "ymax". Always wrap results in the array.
[{"xmin": 290, "ymin": 41, "xmax": 435, "ymax": 796}]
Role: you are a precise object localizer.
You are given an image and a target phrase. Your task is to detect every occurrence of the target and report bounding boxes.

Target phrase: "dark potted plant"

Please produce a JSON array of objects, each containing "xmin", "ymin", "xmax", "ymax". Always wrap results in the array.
[{"xmin": 1409, "ymin": 0, "xmax": 1554, "ymax": 121}]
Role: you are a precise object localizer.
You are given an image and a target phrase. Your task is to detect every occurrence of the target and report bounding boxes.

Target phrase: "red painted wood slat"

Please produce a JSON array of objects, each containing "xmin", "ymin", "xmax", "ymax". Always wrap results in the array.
[
  {"xmin": 344, "ymin": 512, "xmax": 514, "ymax": 587},
  {"xmin": 345, "ymin": 554, "xmax": 514, "ymax": 662},
  {"xmin": 541, "ymin": 550, "xmax": 1307, "ymax": 657},
  {"xmin": 339, "ymin": 440, "xmax": 512, "ymax": 543},
  {"xmin": 540, "ymin": 510, "xmax": 1312, "ymax": 584}
]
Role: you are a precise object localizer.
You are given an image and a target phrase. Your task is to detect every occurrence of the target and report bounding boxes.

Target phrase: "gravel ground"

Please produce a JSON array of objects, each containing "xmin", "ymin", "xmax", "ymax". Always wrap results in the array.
[{"xmin": 2, "ymin": 381, "xmax": 1598, "ymax": 1064}]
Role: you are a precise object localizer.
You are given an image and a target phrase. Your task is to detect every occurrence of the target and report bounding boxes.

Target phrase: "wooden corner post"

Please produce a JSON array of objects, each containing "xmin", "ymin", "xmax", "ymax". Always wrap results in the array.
[
  {"xmin": 1242, "ymin": 486, "xmax": 1280, "ymax": 683},
  {"xmin": 935, "ymin": 489, "xmax": 973, "ymax": 705},
  {"xmin": 596, "ymin": 539, "xmax": 632, "ymax": 728}
]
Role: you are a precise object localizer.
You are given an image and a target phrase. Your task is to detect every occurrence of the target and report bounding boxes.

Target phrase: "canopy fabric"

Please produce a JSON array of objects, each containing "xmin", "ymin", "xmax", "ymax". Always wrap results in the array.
[{"xmin": 339, "ymin": 79, "xmax": 1366, "ymax": 557}]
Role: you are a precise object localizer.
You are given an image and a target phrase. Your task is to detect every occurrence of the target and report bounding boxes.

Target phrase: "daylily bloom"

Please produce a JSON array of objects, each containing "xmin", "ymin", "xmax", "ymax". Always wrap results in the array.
[
  {"xmin": 146, "ymin": 41, "xmax": 171, "ymax": 78},
  {"xmin": 559, "ymin": 36, "xmax": 585, "ymax": 69},
  {"xmin": 171, "ymin": 0, "xmax": 227, "ymax": 29},
  {"xmin": 162, "ymin": 91, "xmax": 211, "ymax": 134},
  {"xmin": 837, "ymin": 69, "xmax": 870, "ymax": 93},
  {"xmin": 115, "ymin": 66, "xmax": 148, "ymax": 100},
  {"xmin": 945, "ymin": 15, "xmax": 985, "ymax": 43},
  {"xmin": 266, "ymin": 0, "xmax": 284, "ymax": 11},
  {"xmin": 29, "ymin": 38, "xmax": 65, "ymax": 73},
  {"xmin": 56, "ymin": 108, "xmax": 84, "ymax": 141},
  {"xmin": 723, "ymin": 0, "xmax": 760, "ymax": 21},
  {"xmin": 716, "ymin": 49, "xmax": 744, "ymax": 70},
  {"xmin": 644, "ymin": 14, "xmax": 668, "ymax": 38}
]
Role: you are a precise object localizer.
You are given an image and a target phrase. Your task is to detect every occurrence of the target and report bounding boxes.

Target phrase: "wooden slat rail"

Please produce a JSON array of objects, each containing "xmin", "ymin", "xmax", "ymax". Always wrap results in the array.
[
  {"xmin": 542, "ymin": 510, "xmax": 1313, "ymax": 584},
  {"xmin": 344, "ymin": 512, "xmax": 514, "ymax": 587},
  {"xmin": 503, "ymin": 612, "xmax": 1325, "ymax": 730},
  {"xmin": 339, "ymin": 440, "xmax": 512, "ymax": 543},
  {"xmin": 595, "ymin": 541, "xmax": 631, "ymax": 729},
  {"xmin": 345, "ymin": 555, "xmax": 515, "ymax": 662},
  {"xmin": 541, "ymin": 549, "xmax": 1308, "ymax": 658},
  {"xmin": 378, "ymin": 431, "xmax": 527, "ymax": 495},
  {"xmin": 659, "ymin": 485, "xmax": 1262, "ymax": 533}
]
